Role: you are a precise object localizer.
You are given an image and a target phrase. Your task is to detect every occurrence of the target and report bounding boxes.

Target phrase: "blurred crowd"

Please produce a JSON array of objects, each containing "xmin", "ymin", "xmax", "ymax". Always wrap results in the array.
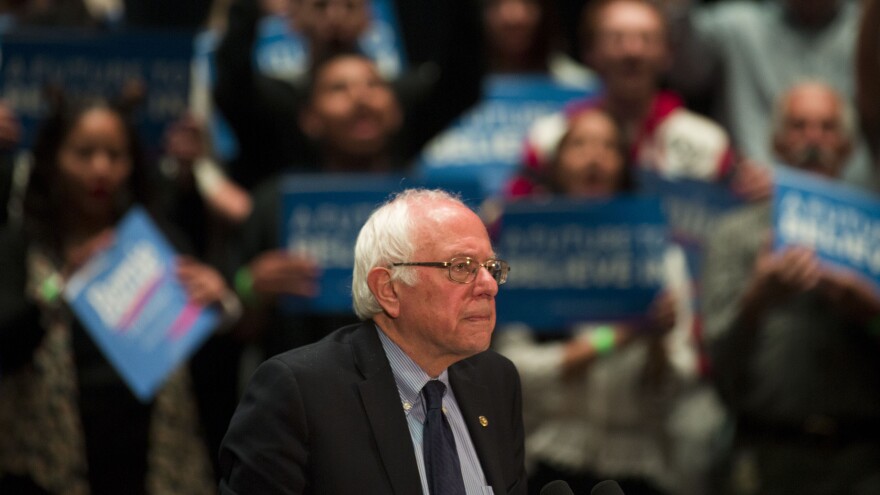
[{"xmin": 0, "ymin": 0, "xmax": 879, "ymax": 494}]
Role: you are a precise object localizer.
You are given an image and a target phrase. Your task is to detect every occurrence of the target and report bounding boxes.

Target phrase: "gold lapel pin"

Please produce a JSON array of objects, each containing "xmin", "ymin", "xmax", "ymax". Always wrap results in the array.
[{"xmin": 479, "ymin": 416, "xmax": 489, "ymax": 427}]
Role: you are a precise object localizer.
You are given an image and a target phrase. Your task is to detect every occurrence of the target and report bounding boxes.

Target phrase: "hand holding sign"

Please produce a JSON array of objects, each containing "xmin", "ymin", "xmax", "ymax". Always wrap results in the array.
[
  {"xmin": 176, "ymin": 255, "xmax": 229, "ymax": 306},
  {"xmin": 249, "ymin": 249, "xmax": 321, "ymax": 299},
  {"xmin": 750, "ymin": 243, "xmax": 822, "ymax": 308},
  {"xmin": 63, "ymin": 229, "xmax": 115, "ymax": 278}
]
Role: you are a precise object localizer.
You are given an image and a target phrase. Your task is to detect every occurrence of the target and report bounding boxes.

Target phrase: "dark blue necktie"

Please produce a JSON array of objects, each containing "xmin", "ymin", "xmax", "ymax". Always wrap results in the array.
[{"xmin": 422, "ymin": 380, "xmax": 466, "ymax": 495}]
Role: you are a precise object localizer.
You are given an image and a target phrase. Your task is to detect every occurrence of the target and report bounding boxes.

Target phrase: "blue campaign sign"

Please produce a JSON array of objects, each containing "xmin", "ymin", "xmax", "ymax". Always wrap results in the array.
[
  {"xmin": 415, "ymin": 75, "xmax": 593, "ymax": 197},
  {"xmin": 0, "ymin": 28, "xmax": 193, "ymax": 151},
  {"xmin": 63, "ymin": 207, "xmax": 220, "ymax": 402},
  {"xmin": 495, "ymin": 196, "xmax": 669, "ymax": 331},
  {"xmin": 637, "ymin": 170, "xmax": 744, "ymax": 282},
  {"xmin": 773, "ymin": 166, "xmax": 880, "ymax": 288},
  {"xmin": 279, "ymin": 174, "xmax": 485, "ymax": 313}
]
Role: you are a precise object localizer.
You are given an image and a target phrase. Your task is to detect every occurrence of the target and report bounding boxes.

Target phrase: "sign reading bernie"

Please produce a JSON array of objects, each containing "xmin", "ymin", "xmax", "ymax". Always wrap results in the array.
[{"xmin": 64, "ymin": 207, "xmax": 219, "ymax": 402}]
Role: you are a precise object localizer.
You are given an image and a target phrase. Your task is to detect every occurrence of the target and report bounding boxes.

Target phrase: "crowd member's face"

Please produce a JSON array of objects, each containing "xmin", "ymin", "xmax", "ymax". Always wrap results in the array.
[
  {"xmin": 484, "ymin": 0, "xmax": 542, "ymax": 61},
  {"xmin": 773, "ymin": 84, "xmax": 851, "ymax": 178},
  {"xmin": 301, "ymin": 55, "xmax": 402, "ymax": 159},
  {"xmin": 394, "ymin": 203, "xmax": 499, "ymax": 365},
  {"xmin": 554, "ymin": 110, "xmax": 624, "ymax": 197},
  {"xmin": 58, "ymin": 108, "xmax": 132, "ymax": 219},
  {"xmin": 289, "ymin": 0, "xmax": 370, "ymax": 53},
  {"xmin": 585, "ymin": 0, "xmax": 668, "ymax": 102}
]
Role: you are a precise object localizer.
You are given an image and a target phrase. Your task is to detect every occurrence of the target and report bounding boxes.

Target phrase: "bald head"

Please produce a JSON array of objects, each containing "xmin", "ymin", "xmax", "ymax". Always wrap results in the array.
[{"xmin": 772, "ymin": 81, "xmax": 853, "ymax": 178}]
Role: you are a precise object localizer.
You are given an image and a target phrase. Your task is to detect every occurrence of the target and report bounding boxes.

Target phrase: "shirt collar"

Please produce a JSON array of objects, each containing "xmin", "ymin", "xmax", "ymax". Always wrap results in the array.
[{"xmin": 375, "ymin": 325, "xmax": 450, "ymax": 417}]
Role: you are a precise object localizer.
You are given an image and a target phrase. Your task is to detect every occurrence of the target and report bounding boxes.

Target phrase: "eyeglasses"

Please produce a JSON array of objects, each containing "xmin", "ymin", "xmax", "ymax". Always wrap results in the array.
[{"xmin": 392, "ymin": 257, "xmax": 510, "ymax": 285}]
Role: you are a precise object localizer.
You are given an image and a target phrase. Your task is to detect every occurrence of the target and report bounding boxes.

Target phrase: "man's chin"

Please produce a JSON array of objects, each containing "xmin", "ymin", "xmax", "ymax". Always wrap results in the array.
[
  {"xmin": 609, "ymin": 79, "xmax": 656, "ymax": 101},
  {"xmin": 341, "ymin": 137, "xmax": 390, "ymax": 156},
  {"xmin": 463, "ymin": 320, "xmax": 495, "ymax": 344}
]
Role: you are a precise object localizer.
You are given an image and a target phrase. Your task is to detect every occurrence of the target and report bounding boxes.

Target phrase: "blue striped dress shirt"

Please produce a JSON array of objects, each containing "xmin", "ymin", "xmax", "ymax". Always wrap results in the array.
[{"xmin": 376, "ymin": 327, "xmax": 494, "ymax": 495}]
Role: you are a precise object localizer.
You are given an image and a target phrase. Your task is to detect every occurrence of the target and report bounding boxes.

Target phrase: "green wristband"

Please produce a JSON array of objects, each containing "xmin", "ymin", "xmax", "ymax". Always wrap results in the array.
[
  {"xmin": 234, "ymin": 266, "xmax": 258, "ymax": 307},
  {"xmin": 588, "ymin": 325, "xmax": 616, "ymax": 355},
  {"xmin": 39, "ymin": 273, "xmax": 63, "ymax": 304}
]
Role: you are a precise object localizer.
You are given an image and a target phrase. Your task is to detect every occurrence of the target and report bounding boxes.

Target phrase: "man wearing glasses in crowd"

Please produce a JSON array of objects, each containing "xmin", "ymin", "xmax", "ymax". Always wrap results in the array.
[{"xmin": 218, "ymin": 188, "xmax": 527, "ymax": 495}]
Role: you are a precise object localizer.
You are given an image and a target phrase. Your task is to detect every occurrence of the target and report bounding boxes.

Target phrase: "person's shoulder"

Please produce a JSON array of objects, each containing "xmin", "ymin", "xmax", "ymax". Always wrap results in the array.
[
  {"xmin": 264, "ymin": 322, "xmax": 366, "ymax": 373},
  {"xmin": 667, "ymin": 105, "xmax": 723, "ymax": 130},
  {"xmin": 651, "ymin": 103, "xmax": 732, "ymax": 181},
  {"xmin": 456, "ymin": 349, "xmax": 519, "ymax": 380}
]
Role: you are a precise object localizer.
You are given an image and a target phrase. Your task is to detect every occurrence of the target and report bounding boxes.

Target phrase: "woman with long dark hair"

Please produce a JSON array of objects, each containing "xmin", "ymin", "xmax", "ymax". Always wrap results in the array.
[{"xmin": 0, "ymin": 95, "xmax": 226, "ymax": 495}]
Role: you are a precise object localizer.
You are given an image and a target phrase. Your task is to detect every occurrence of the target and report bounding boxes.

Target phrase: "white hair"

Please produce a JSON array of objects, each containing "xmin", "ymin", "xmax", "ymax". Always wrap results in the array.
[{"xmin": 351, "ymin": 188, "xmax": 466, "ymax": 320}]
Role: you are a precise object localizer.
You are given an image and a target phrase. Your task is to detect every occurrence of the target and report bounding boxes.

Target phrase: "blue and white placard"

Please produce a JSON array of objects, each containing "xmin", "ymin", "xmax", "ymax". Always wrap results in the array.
[
  {"xmin": 63, "ymin": 207, "xmax": 220, "ymax": 402},
  {"xmin": 415, "ymin": 75, "xmax": 592, "ymax": 196},
  {"xmin": 495, "ymin": 196, "xmax": 668, "ymax": 330},
  {"xmin": 0, "ymin": 28, "xmax": 193, "ymax": 151},
  {"xmin": 774, "ymin": 166, "xmax": 880, "ymax": 288}
]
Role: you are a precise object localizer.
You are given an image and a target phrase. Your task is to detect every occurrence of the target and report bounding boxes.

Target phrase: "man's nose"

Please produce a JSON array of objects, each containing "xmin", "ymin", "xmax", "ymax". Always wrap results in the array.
[
  {"xmin": 802, "ymin": 123, "xmax": 826, "ymax": 142},
  {"xmin": 348, "ymin": 81, "xmax": 375, "ymax": 105},
  {"xmin": 473, "ymin": 264, "xmax": 499, "ymax": 297},
  {"xmin": 620, "ymin": 33, "xmax": 649, "ymax": 56}
]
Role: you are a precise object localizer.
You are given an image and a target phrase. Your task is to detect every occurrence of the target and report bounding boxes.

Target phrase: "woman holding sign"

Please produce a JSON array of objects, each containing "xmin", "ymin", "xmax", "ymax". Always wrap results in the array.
[
  {"xmin": 0, "ymin": 95, "xmax": 232, "ymax": 494},
  {"xmin": 496, "ymin": 108, "xmax": 715, "ymax": 495}
]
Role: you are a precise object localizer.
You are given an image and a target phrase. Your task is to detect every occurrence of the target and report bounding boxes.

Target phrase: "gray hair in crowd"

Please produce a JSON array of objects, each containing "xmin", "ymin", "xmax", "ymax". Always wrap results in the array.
[{"xmin": 352, "ymin": 188, "xmax": 466, "ymax": 320}]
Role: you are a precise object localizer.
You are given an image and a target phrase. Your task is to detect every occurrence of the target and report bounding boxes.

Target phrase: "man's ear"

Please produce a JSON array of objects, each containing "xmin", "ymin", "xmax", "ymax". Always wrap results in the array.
[{"xmin": 367, "ymin": 267, "xmax": 400, "ymax": 318}]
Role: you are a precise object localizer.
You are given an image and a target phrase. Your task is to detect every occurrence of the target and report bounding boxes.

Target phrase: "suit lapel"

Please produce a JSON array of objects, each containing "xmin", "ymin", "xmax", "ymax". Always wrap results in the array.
[
  {"xmin": 450, "ymin": 361, "xmax": 505, "ymax": 492},
  {"xmin": 352, "ymin": 323, "xmax": 424, "ymax": 495}
]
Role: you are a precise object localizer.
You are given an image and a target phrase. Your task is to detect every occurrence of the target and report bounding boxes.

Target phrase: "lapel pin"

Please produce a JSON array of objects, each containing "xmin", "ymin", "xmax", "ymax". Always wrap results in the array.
[{"xmin": 479, "ymin": 416, "xmax": 489, "ymax": 427}]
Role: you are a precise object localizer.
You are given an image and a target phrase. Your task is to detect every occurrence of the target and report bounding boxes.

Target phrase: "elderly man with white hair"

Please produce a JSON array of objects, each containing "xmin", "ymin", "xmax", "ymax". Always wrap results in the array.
[{"xmin": 219, "ymin": 188, "xmax": 527, "ymax": 495}]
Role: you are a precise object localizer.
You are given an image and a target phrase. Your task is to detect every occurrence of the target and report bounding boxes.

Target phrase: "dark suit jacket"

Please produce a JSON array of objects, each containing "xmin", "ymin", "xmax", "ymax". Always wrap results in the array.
[{"xmin": 219, "ymin": 321, "xmax": 527, "ymax": 494}]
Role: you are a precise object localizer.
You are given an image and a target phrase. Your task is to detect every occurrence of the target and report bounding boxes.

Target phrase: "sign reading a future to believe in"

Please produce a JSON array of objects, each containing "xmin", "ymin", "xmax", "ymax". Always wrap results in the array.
[
  {"xmin": 773, "ymin": 166, "xmax": 880, "ymax": 289},
  {"xmin": 495, "ymin": 196, "xmax": 669, "ymax": 331}
]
